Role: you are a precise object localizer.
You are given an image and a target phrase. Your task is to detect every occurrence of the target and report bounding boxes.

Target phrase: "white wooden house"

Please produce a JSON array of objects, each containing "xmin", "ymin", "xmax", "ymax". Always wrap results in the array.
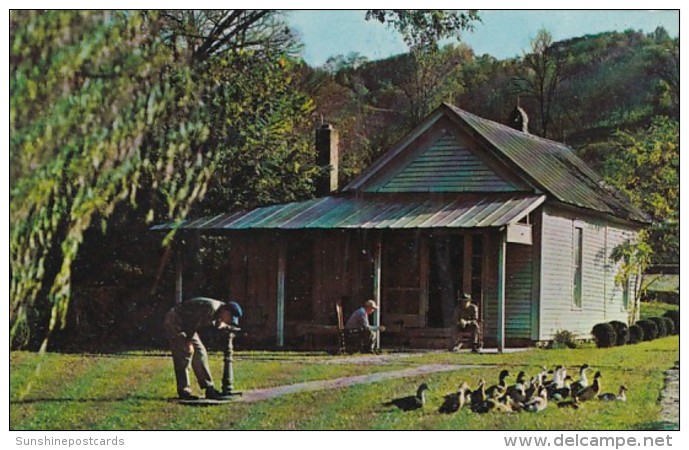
[{"xmin": 154, "ymin": 103, "xmax": 649, "ymax": 350}]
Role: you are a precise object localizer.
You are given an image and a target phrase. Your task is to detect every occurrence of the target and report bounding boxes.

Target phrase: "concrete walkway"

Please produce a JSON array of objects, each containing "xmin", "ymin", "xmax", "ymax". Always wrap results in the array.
[{"xmin": 235, "ymin": 363, "xmax": 487, "ymax": 403}]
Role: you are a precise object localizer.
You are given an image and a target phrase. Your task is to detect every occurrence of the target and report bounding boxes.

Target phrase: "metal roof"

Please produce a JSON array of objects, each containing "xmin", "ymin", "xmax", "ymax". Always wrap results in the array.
[
  {"xmin": 151, "ymin": 193, "xmax": 546, "ymax": 231},
  {"xmin": 445, "ymin": 105, "xmax": 650, "ymax": 223},
  {"xmin": 343, "ymin": 104, "xmax": 649, "ymax": 223}
]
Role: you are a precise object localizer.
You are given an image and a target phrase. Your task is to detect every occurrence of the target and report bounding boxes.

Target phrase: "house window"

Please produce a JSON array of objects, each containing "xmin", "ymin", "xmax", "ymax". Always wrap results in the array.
[
  {"xmin": 573, "ymin": 227, "xmax": 583, "ymax": 308},
  {"xmin": 622, "ymin": 277, "xmax": 631, "ymax": 310}
]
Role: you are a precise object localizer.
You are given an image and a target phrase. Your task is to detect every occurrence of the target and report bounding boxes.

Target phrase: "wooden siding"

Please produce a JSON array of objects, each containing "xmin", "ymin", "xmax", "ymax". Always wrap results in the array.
[
  {"xmin": 483, "ymin": 231, "xmax": 499, "ymax": 343},
  {"xmin": 505, "ymin": 242, "xmax": 533, "ymax": 339},
  {"xmin": 376, "ymin": 132, "xmax": 517, "ymax": 192},
  {"xmin": 227, "ymin": 234, "xmax": 280, "ymax": 345},
  {"xmin": 538, "ymin": 206, "xmax": 639, "ymax": 340}
]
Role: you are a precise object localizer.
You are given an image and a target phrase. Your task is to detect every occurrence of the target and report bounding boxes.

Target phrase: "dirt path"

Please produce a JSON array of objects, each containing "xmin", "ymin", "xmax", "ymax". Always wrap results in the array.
[
  {"xmin": 235, "ymin": 363, "xmax": 487, "ymax": 403},
  {"xmin": 657, "ymin": 362, "xmax": 679, "ymax": 430}
]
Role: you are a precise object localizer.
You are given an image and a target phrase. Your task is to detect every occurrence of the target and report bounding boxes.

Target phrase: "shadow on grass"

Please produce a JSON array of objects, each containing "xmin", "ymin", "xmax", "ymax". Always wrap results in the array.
[
  {"xmin": 11, "ymin": 394, "xmax": 168, "ymax": 405},
  {"xmin": 637, "ymin": 421, "xmax": 679, "ymax": 431}
]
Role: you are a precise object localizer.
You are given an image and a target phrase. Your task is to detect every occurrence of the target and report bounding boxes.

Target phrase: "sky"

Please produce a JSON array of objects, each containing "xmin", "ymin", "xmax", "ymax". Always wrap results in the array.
[{"xmin": 286, "ymin": 10, "xmax": 680, "ymax": 66}]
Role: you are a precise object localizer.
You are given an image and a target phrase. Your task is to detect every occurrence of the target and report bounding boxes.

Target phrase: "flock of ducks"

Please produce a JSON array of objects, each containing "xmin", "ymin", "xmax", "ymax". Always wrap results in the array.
[{"xmin": 383, "ymin": 364, "xmax": 628, "ymax": 413}]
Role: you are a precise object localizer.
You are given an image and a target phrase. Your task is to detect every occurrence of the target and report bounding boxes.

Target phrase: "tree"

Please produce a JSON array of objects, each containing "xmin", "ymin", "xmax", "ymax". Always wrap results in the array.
[
  {"xmin": 365, "ymin": 10, "xmax": 480, "ymax": 49},
  {"xmin": 397, "ymin": 44, "xmax": 473, "ymax": 126},
  {"xmin": 512, "ymin": 29, "xmax": 567, "ymax": 138},
  {"xmin": 603, "ymin": 117, "xmax": 679, "ymax": 265},
  {"xmin": 610, "ymin": 233, "xmax": 653, "ymax": 325},
  {"xmin": 646, "ymin": 37, "xmax": 679, "ymax": 117},
  {"xmin": 10, "ymin": 10, "xmax": 316, "ymax": 349},
  {"xmin": 364, "ymin": 11, "xmax": 480, "ymax": 131}
]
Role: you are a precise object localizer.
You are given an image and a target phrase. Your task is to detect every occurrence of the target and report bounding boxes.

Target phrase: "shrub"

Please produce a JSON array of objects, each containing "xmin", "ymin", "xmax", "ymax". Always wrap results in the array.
[
  {"xmin": 662, "ymin": 317, "xmax": 675, "ymax": 335},
  {"xmin": 551, "ymin": 329, "xmax": 578, "ymax": 349},
  {"xmin": 591, "ymin": 322, "xmax": 616, "ymax": 348},
  {"xmin": 608, "ymin": 320, "xmax": 629, "ymax": 345},
  {"xmin": 628, "ymin": 324, "xmax": 644, "ymax": 344},
  {"xmin": 649, "ymin": 317, "xmax": 668, "ymax": 337},
  {"xmin": 636, "ymin": 319, "xmax": 658, "ymax": 341},
  {"xmin": 663, "ymin": 310, "xmax": 679, "ymax": 334}
]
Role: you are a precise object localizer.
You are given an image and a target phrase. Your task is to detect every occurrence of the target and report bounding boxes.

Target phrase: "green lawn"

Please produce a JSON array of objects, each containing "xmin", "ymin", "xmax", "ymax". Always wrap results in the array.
[
  {"xmin": 640, "ymin": 300, "xmax": 679, "ymax": 320},
  {"xmin": 642, "ymin": 274, "xmax": 679, "ymax": 293},
  {"xmin": 10, "ymin": 336, "xmax": 678, "ymax": 430}
]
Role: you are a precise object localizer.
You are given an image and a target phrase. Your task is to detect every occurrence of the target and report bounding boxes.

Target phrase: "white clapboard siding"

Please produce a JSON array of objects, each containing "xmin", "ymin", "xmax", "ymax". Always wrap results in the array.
[
  {"xmin": 505, "ymin": 242, "xmax": 533, "ymax": 339},
  {"xmin": 605, "ymin": 226, "xmax": 638, "ymax": 322},
  {"xmin": 539, "ymin": 206, "xmax": 639, "ymax": 340},
  {"xmin": 539, "ymin": 209, "xmax": 574, "ymax": 339}
]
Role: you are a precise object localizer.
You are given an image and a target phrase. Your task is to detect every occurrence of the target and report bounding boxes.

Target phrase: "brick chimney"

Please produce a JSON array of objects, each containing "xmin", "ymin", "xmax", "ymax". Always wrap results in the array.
[{"xmin": 315, "ymin": 123, "xmax": 339, "ymax": 196}]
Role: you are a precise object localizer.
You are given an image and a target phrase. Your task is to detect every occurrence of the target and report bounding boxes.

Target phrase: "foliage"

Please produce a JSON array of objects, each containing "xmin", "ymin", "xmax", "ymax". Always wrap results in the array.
[
  {"xmin": 610, "ymin": 233, "xmax": 653, "ymax": 325},
  {"xmin": 365, "ymin": 10, "xmax": 480, "ymax": 49},
  {"xmin": 551, "ymin": 329, "xmax": 578, "ymax": 349},
  {"xmin": 661, "ymin": 317, "xmax": 675, "ymax": 336},
  {"xmin": 10, "ymin": 10, "xmax": 315, "ymax": 349},
  {"xmin": 635, "ymin": 320, "xmax": 658, "ymax": 341},
  {"xmin": 648, "ymin": 317, "xmax": 668, "ymax": 338},
  {"xmin": 591, "ymin": 323, "xmax": 616, "ymax": 348},
  {"xmin": 662, "ymin": 310, "xmax": 679, "ymax": 334},
  {"xmin": 627, "ymin": 324, "xmax": 644, "ymax": 344},
  {"xmin": 605, "ymin": 117, "xmax": 679, "ymax": 264},
  {"xmin": 512, "ymin": 29, "xmax": 567, "ymax": 138},
  {"xmin": 608, "ymin": 321, "xmax": 630, "ymax": 346},
  {"xmin": 10, "ymin": 337, "xmax": 678, "ymax": 429}
]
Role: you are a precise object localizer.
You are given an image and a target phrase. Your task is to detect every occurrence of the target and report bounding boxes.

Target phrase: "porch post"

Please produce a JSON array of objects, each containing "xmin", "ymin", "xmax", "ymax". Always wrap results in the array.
[
  {"xmin": 175, "ymin": 246, "xmax": 183, "ymax": 304},
  {"xmin": 497, "ymin": 229, "xmax": 507, "ymax": 353},
  {"xmin": 373, "ymin": 234, "xmax": 382, "ymax": 349},
  {"xmin": 276, "ymin": 239, "xmax": 286, "ymax": 347}
]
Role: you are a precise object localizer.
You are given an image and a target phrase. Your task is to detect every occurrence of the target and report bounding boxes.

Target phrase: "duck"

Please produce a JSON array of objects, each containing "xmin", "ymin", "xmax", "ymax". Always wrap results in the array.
[
  {"xmin": 470, "ymin": 378, "xmax": 486, "ymax": 409},
  {"xmin": 557, "ymin": 397, "xmax": 581, "ymax": 409},
  {"xmin": 523, "ymin": 386, "xmax": 549, "ymax": 412},
  {"xmin": 545, "ymin": 365, "xmax": 567, "ymax": 389},
  {"xmin": 524, "ymin": 376, "xmax": 541, "ymax": 402},
  {"xmin": 438, "ymin": 382, "xmax": 470, "ymax": 414},
  {"xmin": 383, "ymin": 383, "xmax": 429, "ymax": 411},
  {"xmin": 575, "ymin": 371, "xmax": 602, "ymax": 402},
  {"xmin": 598, "ymin": 385, "xmax": 627, "ymax": 402},
  {"xmin": 486, "ymin": 369, "xmax": 510, "ymax": 399},
  {"xmin": 507, "ymin": 394, "xmax": 525, "ymax": 413},
  {"xmin": 569, "ymin": 364, "xmax": 590, "ymax": 394},
  {"xmin": 506, "ymin": 371, "xmax": 528, "ymax": 403},
  {"xmin": 473, "ymin": 396, "xmax": 513, "ymax": 414},
  {"xmin": 548, "ymin": 375, "xmax": 573, "ymax": 401}
]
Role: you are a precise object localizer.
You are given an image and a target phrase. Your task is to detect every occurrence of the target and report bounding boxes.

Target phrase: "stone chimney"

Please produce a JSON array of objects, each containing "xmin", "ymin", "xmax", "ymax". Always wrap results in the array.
[
  {"xmin": 315, "ymin": 123, "xmax": 339, "ymax": 195},
  {"xmin": 508, "ymin": 105, "xmax": 529, "ymax": 134}
]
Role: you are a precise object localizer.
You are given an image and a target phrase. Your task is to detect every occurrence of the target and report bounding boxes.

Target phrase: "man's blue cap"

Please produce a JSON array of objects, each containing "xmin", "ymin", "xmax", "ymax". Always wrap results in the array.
[{"xmin": 228, "ymin": 301, "xmax": 242, "ymax": 326}]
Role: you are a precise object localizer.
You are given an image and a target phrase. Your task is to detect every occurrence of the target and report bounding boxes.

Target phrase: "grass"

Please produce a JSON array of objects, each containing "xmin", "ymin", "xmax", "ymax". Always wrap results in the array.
[
  {"xmin": 642, "ymin": 274, "xmax": 679, "ymax": 293},
  {"xmin": 640, "ymin": 300, "xmax": 679, "ymax": 320},
  {"xmin": 10, "ymin": 336, "xmax": 678, "ymax": 430}
]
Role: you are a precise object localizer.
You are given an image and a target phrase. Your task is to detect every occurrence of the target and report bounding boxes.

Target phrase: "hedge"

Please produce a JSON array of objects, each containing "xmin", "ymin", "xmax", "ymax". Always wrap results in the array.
[
  {"xmin": 591, "ymin": 322, "xmax": 616, "ymax": 348},
  {"xmin": 636, "ymin": 319, "xmax": 658, "ymax": 341},
  {"xmin": 628, "ymin": 324, "xmax": 644, "ymax": 344},
  {"xmin": 608, "ymin": 320, "xmax": 630, "ymax": 346}
]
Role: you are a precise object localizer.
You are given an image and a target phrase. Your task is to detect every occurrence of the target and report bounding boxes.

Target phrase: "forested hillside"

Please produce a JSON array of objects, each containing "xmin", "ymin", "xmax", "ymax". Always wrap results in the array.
[{"xmin": 306, "ymin": 27, "xmax": 678, "ymax": 178}]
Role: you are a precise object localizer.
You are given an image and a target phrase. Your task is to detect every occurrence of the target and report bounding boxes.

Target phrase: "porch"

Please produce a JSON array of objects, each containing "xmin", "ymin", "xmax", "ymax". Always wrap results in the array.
[{"xmin": 154, "ymin": 193, "xmax": 544, "ymax": 351}]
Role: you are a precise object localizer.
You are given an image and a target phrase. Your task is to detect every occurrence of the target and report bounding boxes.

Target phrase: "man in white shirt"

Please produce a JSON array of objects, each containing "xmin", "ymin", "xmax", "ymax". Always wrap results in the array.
[{"xmin": 344, "ymin": 299, "xmax": 385, "ymax": 353}]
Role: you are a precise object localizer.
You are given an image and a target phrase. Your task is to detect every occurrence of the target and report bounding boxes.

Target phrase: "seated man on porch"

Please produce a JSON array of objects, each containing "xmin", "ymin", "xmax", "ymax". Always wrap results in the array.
[
  {"xmin": 450, "ymin": 292, "xmax": 482, "ymax": 353},
  {"xmin": 344, "ymin": 299, "xmax": 385, "ymax": 354}
]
